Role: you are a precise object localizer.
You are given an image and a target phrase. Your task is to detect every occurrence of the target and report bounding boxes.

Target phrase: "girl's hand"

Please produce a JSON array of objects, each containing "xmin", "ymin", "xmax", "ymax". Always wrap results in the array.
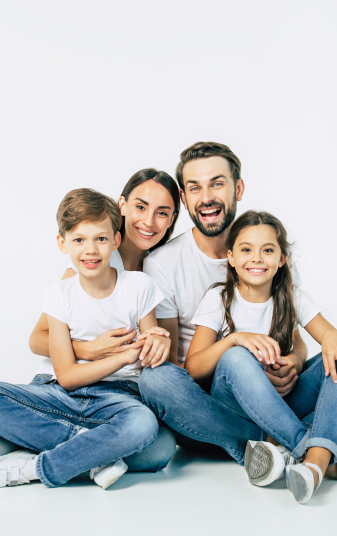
[
  {"xmin": 321, "ymin": 330, "xmax": 337, "ymax": 382},
  {"xmin": 137, "ymin": 327, "xmax": 170, "ymax": 341},
  {"xmin": 139, "ymin": 333, "xmax": 171, "ymax": 369},
  {"xmin": 231, "ymin": 332, "xmax": 287, "ymax": 366}
]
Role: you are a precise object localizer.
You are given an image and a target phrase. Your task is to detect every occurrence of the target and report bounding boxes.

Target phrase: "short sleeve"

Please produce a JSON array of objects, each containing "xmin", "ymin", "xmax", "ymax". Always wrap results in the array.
[
  {"xmin": 191, "ymin": 288, "xmax": 225, "ymax": 334},
  {"xmin": 138, "ymin": 273, "xmax": 165, "ymax": 320},
  {"xmin": 294, "ymin": 289, "xmax": 320, "ymax": 328},
  {"xmin": 41, "ymin": 284, "xmax": 67, "ymax": 324},
  {"xmin": 143, "ymin": 256, "xmax": 178, "ymax": 318},
  {"xmin": 67, "ymin": 260, "xmax": 77, "ymax": 273}
]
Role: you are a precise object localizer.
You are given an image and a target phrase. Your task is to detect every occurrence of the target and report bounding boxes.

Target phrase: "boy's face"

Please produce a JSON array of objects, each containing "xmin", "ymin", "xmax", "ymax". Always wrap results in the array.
[
  {"xmin": 180, "ymin": 156, "xmax": 245, "ymax": 237},
  {"xmin": 57, "ymin": 217, "xmax": 120, "ymax": 278}
]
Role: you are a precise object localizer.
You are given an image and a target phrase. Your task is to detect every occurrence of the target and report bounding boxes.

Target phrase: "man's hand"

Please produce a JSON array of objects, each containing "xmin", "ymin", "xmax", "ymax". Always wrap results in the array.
[
  {"xmin": 265, "ymin": 354, "xmax": 301, "ymax": 397},
  {"xmin": 73, "ymin": 328, "xmax": 144, "ymax": 361},
  {"xmin": 139, "ymin": 332, "xmax": 171, "ymax": 369}
]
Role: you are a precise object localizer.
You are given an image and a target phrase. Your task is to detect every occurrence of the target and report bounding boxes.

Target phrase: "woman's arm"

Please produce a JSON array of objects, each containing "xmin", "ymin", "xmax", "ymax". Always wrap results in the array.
[
  {"xmin": 305, "ymin": 313, "xmax": 337, "ymax": 381},
  {"xmin": 48, "ymin": 315, "xmax": 140, "ymax": 390}
]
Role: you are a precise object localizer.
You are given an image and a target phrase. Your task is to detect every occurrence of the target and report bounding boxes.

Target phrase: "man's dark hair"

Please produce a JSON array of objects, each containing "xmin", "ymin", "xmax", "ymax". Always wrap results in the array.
[{"xmin": 176, "ymin": 141, "xmax": 241, "ymax": 191}]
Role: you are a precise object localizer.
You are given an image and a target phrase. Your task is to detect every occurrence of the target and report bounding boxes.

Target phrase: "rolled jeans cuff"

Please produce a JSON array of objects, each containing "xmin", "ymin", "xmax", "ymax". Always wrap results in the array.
[
  {"xmin": 306, "ymin": 438, "xmax": 337, "ymax": 465},
  {"xmin": 290, "ymin": 429, "xmax": 310, "ymax": 461},
  {"xmin": 36, "ymin": 451, "xmax": 55, "ymax": 488}
]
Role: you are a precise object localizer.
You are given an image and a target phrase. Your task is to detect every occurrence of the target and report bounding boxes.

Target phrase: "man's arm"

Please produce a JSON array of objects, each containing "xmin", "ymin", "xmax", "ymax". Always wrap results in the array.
[
  {"xmin": 265, "ymin": 327, "xmax": 307, "ymax": 397},
  {"xmin": 157, "ymin": 318, "xmax": 180, "ymax": 366},
  {"xmin": 48, "ymin": 315, "xmax": 140, "ymax": 390}
]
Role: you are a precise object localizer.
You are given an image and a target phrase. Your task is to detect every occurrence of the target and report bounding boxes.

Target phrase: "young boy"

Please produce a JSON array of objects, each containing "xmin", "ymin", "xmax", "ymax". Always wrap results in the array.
[{"xmin": 0, "ymin": 188, "xmax": 170, "ymax": 489}]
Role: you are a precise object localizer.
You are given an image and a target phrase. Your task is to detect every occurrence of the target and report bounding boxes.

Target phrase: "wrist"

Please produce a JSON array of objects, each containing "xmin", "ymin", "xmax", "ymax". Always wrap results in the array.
[{"xmin": 72, "ymin": 340, "xmax": 94, "ymax": 360}]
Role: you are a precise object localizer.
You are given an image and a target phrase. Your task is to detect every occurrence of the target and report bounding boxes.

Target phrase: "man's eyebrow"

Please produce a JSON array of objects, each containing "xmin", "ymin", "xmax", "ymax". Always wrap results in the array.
[
  {"xmin": 185, "ymin": 175, "xmax": 227, "ymax": 186},
  {"xmin": 134, "ymin": 197, "xmax": 171, "ymax": 210}
]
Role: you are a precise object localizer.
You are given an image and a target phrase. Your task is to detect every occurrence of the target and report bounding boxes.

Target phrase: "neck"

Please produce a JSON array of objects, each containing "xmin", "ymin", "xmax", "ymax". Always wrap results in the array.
[
  {"xmin": 237, "ymin": 280, "xmax": 273, "ymax": 303},
  {"xmin": 79, "ymin": 265, "xmax": 117, "ymax": 299},
  {"xmin": 192, "ymin": 226, "xmax": 229, "ymax": 259},
  {"xmin": 118, "ymin": 234, "xmax": 147, "ymax": 271}
]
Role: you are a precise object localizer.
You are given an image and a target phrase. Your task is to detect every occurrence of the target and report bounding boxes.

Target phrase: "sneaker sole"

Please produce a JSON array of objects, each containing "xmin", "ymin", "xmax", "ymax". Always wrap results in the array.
[
  {"xmin": 245, "ymin": 441, "xmax": 284, "ymax": 487},
  {"xmin": 285, "ymin": 466, "xmax": 313, "ymax": 504}
]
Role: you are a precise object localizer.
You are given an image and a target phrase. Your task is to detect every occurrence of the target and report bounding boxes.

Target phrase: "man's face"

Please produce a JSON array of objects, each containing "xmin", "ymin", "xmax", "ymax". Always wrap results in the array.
[{"xmin": 180, "ymin": 156, "xmax": 244, "ymax": 237}]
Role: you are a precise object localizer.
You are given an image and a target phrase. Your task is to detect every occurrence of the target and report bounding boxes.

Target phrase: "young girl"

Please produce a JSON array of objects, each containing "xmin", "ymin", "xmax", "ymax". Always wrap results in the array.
[{"xmin": 186, "ymin": 210, "xmax": 337, "ymax": 505}]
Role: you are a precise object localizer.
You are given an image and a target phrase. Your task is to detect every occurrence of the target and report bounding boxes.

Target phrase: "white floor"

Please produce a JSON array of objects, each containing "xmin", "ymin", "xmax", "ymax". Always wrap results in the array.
[{"xmin": 1, "ymin": 447, "xmax": 336, "ymax": 536}]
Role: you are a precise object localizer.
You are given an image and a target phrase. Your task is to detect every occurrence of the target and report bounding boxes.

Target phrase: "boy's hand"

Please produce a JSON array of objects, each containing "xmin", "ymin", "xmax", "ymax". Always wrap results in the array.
[
  {"xmin": 321, "ymin": 329, "xmax": 337, "ymax": 383},
  {"xmin": 139, "ymin": 334, "xmax": 171, "ymax": 369},
  {"xmin": 124, "ymin": 346, "xmax": 143, "ymax": 365},
  {"xmin": 231, "ymin": 332, "xmax": 287, "ymax": 366}
]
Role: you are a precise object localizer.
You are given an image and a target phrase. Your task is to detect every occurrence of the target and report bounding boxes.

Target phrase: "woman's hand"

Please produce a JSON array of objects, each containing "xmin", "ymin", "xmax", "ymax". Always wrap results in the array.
[
  {"xmin": 321, "ymin": 329, "xmax": 337, "ymax": 382},
  {"xmin": 138, "ymin": 331, "xmax": 171, "ymax": 369},
  {"xmin": 231, "ymin": 332, "xmax": 287, "ymax": 366},
  {"xmin": 72, "ymin": 327, "xmax": 143, "ymax": 361}
]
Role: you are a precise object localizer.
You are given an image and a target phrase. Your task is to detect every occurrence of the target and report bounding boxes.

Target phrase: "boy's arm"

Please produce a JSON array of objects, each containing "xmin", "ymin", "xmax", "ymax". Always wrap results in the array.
[{"xmin": 47, "ymin": 315, "xmax": 139, "ymax": 390}]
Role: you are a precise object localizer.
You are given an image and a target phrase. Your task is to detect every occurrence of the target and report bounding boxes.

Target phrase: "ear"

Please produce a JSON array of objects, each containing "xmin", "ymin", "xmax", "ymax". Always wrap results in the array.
[
  {"xmin": 57, "ymin": 234, "xmax": 68, "ymax": 255},
  {"xmin": 180, "ymin": 189, "xmax": 188, "ymax": 210},
  {"xmin": 278, "ymin": 254, "xmax": 286, "ymax": 268},
  {"xmin": 227, "ymin": 249, "xmax": 235, "ymax": 267},
  {"xmin": 236, "ymin": 178, "xmax": 245, "ymax": 202},
  {"xmin": 112, "ymin": 231, "xmax": 121, "ymax": 251},
  {"xmin": 119, "ymin": 196, "xmax": 126, "ymax": 216}
]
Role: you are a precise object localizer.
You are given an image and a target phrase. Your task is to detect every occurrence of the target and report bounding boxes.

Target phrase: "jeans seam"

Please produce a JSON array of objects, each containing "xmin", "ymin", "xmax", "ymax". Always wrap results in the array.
[{"xmin": 297, "ymin": 353, "xmax": 323, "ymax": 382}]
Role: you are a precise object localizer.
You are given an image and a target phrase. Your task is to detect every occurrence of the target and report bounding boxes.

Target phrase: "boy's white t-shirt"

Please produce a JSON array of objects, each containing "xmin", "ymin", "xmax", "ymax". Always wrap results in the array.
[
  {"xmin": 143, "ymin": 228, "xmax": 302, "ymax": 363},
  {"xmin": 36, "ymin": 270, "xmax": 164, "ymax": 383},
  {"xmin": 191, "ymin": 286, "xmax": 320, "ymax": 340},
  {"xmin": 67, "ymin": 249, "xmax": 124, "ymax": 272}
]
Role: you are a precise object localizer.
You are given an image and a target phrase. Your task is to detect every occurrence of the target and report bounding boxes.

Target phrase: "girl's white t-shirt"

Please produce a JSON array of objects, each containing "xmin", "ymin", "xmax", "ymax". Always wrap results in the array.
[
  {"xmin": 36, "ymin": 270, "xmax": 164, "ymax": 383},
  {"xmin": 191, "ymin": 286, "xmax": 320, "ymax": 339}
]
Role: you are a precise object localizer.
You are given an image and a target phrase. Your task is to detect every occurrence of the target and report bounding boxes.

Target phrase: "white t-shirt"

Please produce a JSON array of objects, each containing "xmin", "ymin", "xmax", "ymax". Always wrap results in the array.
[
  {"xmin": 67, "ymin": 249, "xmax": 124, "ymax": 272},
  {"xmin": 36, "ymin": 270, "xmax": 164, "ymax": 383},
  {"xmin": 143, "ymin": 228, "xmax": 302, "ymax": 363},
  {"xmin": 191, "ymin": 286, "xmax": 320, "ymax": 340}
]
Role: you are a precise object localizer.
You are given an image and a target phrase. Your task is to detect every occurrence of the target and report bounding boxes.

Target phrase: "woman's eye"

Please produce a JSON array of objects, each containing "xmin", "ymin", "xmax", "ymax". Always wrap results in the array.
[
  {"xmin": 136, "ymin": 204, "xmax": 145, "ymax": 211},
  {"xmin": 157, "ymin": 211, "xmax": 169, "ymax": 217}
]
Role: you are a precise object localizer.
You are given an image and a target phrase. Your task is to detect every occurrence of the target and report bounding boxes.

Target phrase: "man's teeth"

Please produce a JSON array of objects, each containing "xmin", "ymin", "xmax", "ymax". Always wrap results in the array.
[
  {"xmin": 200, "ymin": 208, "xmax": 220, "ymax": 215},
  {"xmin": 138, "ymin": 230, "xmax": 155, "ymax": 236}
]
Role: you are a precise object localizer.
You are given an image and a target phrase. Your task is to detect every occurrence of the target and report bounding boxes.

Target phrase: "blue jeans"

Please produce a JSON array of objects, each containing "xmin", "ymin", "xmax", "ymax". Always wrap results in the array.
[
  {"xmin": 0, "ymin": 376, "xmax": 175, "ymax": 487},
  {"xmin": 139, "ymin": 362, "xmax": 264, "ymax": 465},
  {"xmin": 212, "ymin": 348, "xmax": 337, "ymax": 463}
]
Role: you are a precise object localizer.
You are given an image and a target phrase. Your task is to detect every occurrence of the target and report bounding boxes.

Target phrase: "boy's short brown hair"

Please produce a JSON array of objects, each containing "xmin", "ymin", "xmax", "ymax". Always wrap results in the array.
[
  {"xmin": 176, "ymin": 141, "xmax": 241, "ymax": 191},
  {"xmin": 57, "ymin": 188, "xmax": 122, "ymax": 237}
]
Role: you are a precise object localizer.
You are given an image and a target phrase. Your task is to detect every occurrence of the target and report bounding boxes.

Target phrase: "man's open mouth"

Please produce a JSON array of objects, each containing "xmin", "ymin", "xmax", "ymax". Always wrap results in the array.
[{"xmin": 198, "ymin": 207, "xmax": 223, "ymax": 222}]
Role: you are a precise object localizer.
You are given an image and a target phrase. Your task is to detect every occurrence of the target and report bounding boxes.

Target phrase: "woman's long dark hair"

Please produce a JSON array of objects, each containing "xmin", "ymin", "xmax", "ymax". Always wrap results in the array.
[
  {"xmin": 212, "ymin": 210, "xmax": 296, "ymax": 355},
  {"xmin": 120, "ymin": 168, "xmax": 180, "ymax": 251}
]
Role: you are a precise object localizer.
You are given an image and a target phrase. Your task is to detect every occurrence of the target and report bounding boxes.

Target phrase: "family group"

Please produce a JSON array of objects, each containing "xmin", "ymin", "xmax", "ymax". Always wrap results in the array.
[{"xmin": 0, "ymin": 142, "xmax": 336, "ymax": 505}]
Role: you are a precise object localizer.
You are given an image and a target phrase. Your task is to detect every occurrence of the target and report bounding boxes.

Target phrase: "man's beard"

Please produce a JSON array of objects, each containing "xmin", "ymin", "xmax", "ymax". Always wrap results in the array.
[{"xmin": 188, "ymin": 198, "xmax": 237, "ymax": 238}]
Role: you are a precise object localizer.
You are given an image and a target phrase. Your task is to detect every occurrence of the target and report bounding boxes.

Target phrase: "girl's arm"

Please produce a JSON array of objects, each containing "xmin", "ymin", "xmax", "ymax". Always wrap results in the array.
[
  {"xmin": 304, "ymin": 313, "xmax": 337, "ymax": 382},
  {"xmin": 48, "ymin": 315, "xmax": 141, "ymax": 390},
  {"xmin": 186, "ymin": 327, "xmax": 286, "ymax": 381},
  {"xmin": 138, "ymin": 309, "xmax": 171, "ymax": 368}
]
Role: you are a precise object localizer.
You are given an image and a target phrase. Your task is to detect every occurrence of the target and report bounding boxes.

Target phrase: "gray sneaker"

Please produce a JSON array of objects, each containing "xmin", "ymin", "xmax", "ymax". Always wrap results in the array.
[{"xmin": 244, "ymin": 440, "xmax": 297, "ymax": 486}]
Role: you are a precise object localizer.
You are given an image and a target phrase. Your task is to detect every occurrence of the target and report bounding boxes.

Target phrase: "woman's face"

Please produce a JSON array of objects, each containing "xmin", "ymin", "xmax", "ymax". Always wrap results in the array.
[{"xmin": 119, "ymin": 180, "xmax": 176, "ymax": 250}]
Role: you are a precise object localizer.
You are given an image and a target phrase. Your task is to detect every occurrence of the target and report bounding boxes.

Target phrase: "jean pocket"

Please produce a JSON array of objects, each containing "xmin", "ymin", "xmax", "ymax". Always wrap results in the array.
[{"xmin": 30, "ymin": 374, "xmax": 54, "ymax": 385}]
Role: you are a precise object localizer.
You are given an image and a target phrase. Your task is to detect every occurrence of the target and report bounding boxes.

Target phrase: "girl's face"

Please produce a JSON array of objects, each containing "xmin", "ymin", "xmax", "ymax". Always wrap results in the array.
[
  {"xmin": 227, "ymin": 224, "xmax": 286, "ymax": 288},
  {"xmin": 119, "ymin": 180, "xmax": 176, "ymax": 251}
]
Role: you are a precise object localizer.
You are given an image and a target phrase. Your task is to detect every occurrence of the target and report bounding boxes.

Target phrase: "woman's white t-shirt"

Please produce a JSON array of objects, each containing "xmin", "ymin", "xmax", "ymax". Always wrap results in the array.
[
  {"xmin": 36, "ymin": 270, "xmax": 164, "ymax": 383},
  {"xmin": 191, "ymin": 286, "xmax": 320, "ymax": 339}
]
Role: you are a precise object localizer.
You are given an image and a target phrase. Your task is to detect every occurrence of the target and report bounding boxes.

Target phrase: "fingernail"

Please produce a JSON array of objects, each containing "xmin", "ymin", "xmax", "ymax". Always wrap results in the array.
[{"xmin": 334, "ymin": 380, "xmax": 337, "ymax": 384}]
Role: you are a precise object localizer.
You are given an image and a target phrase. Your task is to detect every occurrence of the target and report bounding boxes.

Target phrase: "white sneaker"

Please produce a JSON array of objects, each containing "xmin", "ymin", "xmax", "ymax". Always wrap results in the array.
[
  {"xmin": 0, "ymin": 450, "xmax": 36, "ymax": 487},
  {"xmin": 244, "ymin": 440, "xmax": 297, "ymax": 486},
  {"xmin": 90, "ymin": 459, "xmax": 128, "ymax": 490},
  {"xmin": 286, "ymin": 462, "xmax": 323, "ymax": 504}
]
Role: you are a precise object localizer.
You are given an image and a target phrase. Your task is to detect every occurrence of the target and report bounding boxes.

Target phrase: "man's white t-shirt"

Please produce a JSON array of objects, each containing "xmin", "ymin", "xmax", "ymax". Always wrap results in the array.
[
  {"xmin": 36, "ymin": 270, "xmax": 164, "ymax": 383},
  {"xmin": 143, "ymin": 228, "xmax": 302, "ymax": 364},
  {"xmin": 191, "ymin": 286, "xmax": 320, "ymax": 339}
]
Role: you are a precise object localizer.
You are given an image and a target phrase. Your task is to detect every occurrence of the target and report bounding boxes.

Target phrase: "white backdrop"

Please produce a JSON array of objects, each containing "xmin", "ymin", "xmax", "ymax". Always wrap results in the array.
[{"xmin": 0, "ymin": 0, "xmax": 336, "ymax": 382}]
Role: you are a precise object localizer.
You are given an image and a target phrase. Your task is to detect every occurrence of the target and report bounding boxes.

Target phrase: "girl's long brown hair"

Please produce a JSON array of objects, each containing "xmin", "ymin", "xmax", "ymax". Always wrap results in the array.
[{"xmin": 212, "ymin": 210, "xmax": 297, "ymax": 355}]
